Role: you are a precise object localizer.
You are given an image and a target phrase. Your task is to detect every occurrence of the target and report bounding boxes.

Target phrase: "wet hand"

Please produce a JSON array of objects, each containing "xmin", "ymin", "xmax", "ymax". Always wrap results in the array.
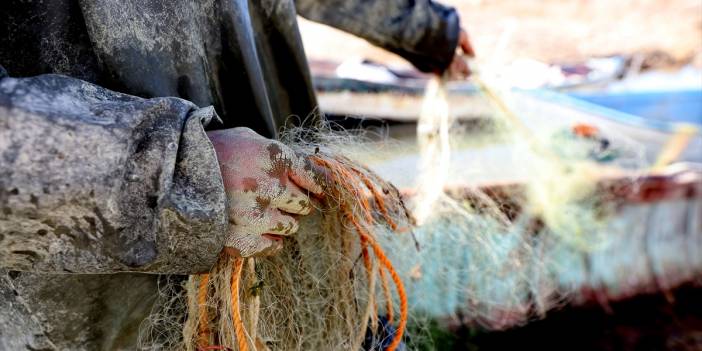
[{"xmin": 207, "ymin": 128, "xmax": 323, "ymax": 257}]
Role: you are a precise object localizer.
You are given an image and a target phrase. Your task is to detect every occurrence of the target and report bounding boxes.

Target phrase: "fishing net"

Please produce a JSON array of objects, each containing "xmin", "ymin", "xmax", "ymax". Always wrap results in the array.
[
  {"xmin": 371, "ymin": 72, "xmax": 664, "ymax": 331},
  {"xmin": 140, "ymin": 128, "xmax": 415, "ymax": 350},
  {"xmin": 140, "ymin": 68, "xmax": 695, "ymax": 349}
]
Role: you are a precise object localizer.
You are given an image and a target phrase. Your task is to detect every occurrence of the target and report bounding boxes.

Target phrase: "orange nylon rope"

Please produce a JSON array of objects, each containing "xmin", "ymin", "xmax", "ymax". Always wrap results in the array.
[
  {"xmin": 358, "ymin": 170, "xmax": 400, "ymax": 325},
  {"xmin": 378, "ymin": 268, "xmax": 394, "ymax": 325},
  {"xmin": 194, "ymin": 153, "xmax": 409, "ymax": 351},
  {"xmin": 352, "ymin": 168, "xmax": 398, "ymax": 230},
  {"xmin": 349, "ymin": 213, "xmax": 407, "ymax": 351},
  {"xmin": 231, "ymin": 258, "xmax": 249, "ymax": 351},
  {"xmin": 197, "ymin": 274, "xmax": 211, "ymax": 348},
  {"xmin": 197, "ymin": 259, "xmax": 249, "ymax": 351},
  {"xmin": 312, "ymin": 155, "xmax": 409, "ymax": 350},
  {"xmin": 364, "ymin": 234, "xmax": 407, "ymax": 351}
]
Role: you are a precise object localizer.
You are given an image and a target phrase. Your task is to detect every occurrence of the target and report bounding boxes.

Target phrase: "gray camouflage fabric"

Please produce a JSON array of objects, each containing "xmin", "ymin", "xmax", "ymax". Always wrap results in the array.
[
  {"xmin": 0, "ymin": 71, "xmax": 228, "ymax": 275},
  {"xmin": 0, "ymin": 71, "xmax": 227, "ymax": 350}
]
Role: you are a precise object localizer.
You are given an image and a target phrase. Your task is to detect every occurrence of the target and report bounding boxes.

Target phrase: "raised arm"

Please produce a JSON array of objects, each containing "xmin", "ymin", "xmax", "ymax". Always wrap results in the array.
[{"xmin": 296, "ymin": 0, "xmax": 462, "ymax": 73}]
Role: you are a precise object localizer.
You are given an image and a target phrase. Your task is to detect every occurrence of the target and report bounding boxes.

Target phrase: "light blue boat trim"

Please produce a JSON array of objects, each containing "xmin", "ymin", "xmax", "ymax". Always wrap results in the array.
[{"xmin": 519, "ymin": 89, "xmax": 700, "ymax": 133}]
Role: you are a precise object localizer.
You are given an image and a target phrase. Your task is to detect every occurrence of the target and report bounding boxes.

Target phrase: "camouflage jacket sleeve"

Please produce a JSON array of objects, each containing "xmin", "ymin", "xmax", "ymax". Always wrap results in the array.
[
  {"xmin": 295, "ymin": 0, "xmax": 460, "ymax": 73},
  {"xmin": 0, "ymin": 69, "xmax": 228, "ymax": 274}
]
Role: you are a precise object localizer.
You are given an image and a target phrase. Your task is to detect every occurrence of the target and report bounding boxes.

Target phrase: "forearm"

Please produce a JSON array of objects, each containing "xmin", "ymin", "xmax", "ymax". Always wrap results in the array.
[
  {"xmin": 296, "ymin": 0, "xmax": 460, "ymax": 72},
  {"xmin": 0, "ymin": 70, "xmax": 228, "ymax": 274}
]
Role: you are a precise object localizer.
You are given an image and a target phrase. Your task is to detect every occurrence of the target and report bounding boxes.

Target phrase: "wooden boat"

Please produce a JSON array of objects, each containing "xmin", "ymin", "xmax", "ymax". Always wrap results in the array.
[{"xmin": 311, "ymin": 70, "xmax": 702, "ymax": 329}]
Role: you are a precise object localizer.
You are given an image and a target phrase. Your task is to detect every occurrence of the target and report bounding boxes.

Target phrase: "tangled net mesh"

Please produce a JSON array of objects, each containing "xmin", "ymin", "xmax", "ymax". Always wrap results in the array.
[
  {"xmin": 139, "ymin": 68, "xmax": 692, "ymax": 349},
  {"xmin": 377, "ymin": 72, "xmax": 658, "ymax": 331}
]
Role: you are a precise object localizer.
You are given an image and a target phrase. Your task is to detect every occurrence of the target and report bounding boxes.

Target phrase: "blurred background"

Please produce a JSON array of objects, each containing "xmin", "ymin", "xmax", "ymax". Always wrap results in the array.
[
  {"xmin": 301, "ymin": 0, "xmax": 701, "ymax": 76},
  {"xmin": 296, "ymin": 1, "xmax": 702, "ymax": 350}
]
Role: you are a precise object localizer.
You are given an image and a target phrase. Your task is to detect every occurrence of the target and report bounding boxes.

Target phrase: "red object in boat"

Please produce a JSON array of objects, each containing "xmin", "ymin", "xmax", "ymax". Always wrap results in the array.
[{"xmin": 572, "ymin": 123, "xmax": 600, "ymax": 138}]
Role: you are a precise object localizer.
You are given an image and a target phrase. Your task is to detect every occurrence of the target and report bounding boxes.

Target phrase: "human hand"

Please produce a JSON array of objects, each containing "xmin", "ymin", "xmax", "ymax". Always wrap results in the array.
[
  {"xmin": 207, "ymin": 128, "xmax": 323, "ymax": 257},
  {"xmin": 445, "ymin": 28, "xmax": 476, "ymax": 80}
]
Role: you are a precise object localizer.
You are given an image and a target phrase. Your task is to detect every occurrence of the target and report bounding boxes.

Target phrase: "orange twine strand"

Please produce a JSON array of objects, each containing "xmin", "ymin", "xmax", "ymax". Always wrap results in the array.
[
  {"xmin": 353, "ymin": 168, "xmax": 398, "ymax": 230},
  {"xmin": 364, "ymin": 234, "xmax": 407, "ymax": 351},
  {"xmin": 313, "ymin": 154, "xmax": 409, "ymax": 351},
  {"xmin": 231, "ymin": 258, "xmax": 249, "ymax": 351},
  {"xmin": 195, "ymin": 154, "xmax": 409, "ymax": 351},
  {"xmin": 378, "ymin": 268, "xmax": 394, "ymax": 325},
  {"xmin": 197, "ymin": 274, "xmax": 211, "ymax": 348},
  {"xmin": 349, "ymin": 213, "xmax": 407, "ymax": 351},
  {"xmin": 339, "ymin": 167, "xmax": 374, "ymax": 224}
]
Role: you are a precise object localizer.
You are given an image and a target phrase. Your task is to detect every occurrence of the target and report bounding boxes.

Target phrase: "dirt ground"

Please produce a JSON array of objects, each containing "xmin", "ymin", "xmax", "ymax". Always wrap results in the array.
[{"xmin": 299, "ymin": 0, "xmax": 702, "ymax": 68}]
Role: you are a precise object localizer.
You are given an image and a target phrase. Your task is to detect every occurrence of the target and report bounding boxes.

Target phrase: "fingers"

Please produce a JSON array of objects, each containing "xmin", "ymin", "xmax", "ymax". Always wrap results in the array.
[
  {"xmin": 212, "ymin": 128, "xmax": 325, "ymax": 257},
  {"xmin": 447, "ymin": 56, "xmax": 470, "ymax": 80},
  {"xmin": 288, "ymin": 154, "xmax": 324, "ymax": 195},
  {"xmin": 445, "ymin": 28, "xmax": 475, "ymax": 80},
  {"xmin": 227, "ymin": 200, "xmax": 302, "ymax": 237},
  {"xmin": 263, "ymin": 139, "xmax": 323, "ymax": 195},
  {"xmin": 459, "ymin": 28, "xmax": 476, "ymax": 57},
  {"xmin": 273, "ymin": 181, "xmax": 312, "ymax": 215},
  {"xmin": 452, "ymin": 57, "xmax": 471, "ymax": 78},
  {"xmin": 224, "ymin": 209, "xmax": 298, "ymax": 257},
  {"xmin": 265, "ymin": 210, "xmax": 299, "ymax": 235},
  {"xmin": 225, "ymin": 225, "xmax": 281, "ymax": 257}
]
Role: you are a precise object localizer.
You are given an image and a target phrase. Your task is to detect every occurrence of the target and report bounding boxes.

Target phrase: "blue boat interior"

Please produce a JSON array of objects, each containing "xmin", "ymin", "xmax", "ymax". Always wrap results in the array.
[{"xmin": 569, "ymin": 90, "xmax": 702, "ymax": 126}]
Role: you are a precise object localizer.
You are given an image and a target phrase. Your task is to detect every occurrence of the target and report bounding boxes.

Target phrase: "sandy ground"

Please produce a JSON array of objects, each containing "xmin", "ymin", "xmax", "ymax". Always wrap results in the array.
[{"xmin": 299, "ymin": 0, "xmax": 702, "ymax": 68}]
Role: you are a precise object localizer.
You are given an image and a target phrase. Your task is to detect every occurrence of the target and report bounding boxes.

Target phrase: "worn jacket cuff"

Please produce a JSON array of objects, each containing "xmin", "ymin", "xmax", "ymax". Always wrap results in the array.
[
  {"xmin": 391, "ymin": 4, "xmax": 460, "ymax": 73},
  {"xmin": 153, "ymin": 106, "xmax": 228, "ymax": 274}
]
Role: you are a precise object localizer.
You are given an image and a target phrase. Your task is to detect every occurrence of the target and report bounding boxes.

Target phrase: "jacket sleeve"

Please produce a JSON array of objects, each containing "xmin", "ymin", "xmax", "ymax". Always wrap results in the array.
[
  {"xmin": 295, "ymin": 0, "xmax": 460, "ymax": 73},
  {"xmin": 0, "ymin": 69, "xmax": 228, "ymax": 274}
]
